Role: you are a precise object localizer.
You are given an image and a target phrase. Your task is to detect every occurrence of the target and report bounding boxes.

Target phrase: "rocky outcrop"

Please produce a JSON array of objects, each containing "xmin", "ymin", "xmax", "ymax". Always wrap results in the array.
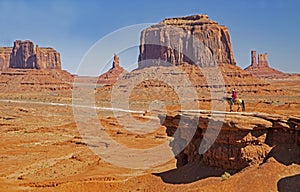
[
  {"xmin": 112, "ymin": 63, "xmax": 277, "ymax": 101},
  {"xmin": 0, "ymin": 47, "xmax": 12, "ymax": 70},
  {"xmin": 160, "ymin": 111, "xmax": 300, "ymax": 171},
  {"xmin": 0, "ymin": 69, "xmax": 73, "ymax": 91},
  {"xmin": 138, "ymin": 14, "xmax": 236, "ymax": 68},
  {"xmin": 10, "ymin": 40, "xmax": 36, "ymax": 69},
  {"xmin": 0, "ymin": 40, "xmax": 61, "ymax": 70},
  {"xmin": 258, "ymin": 53, "xmax": 269, "ymax": 67},
  {"xmin": 101, "ymin": 15, "xmax": 283, "ymax": 105},
  {"xmin": 245, "ymin": 50, "xmax": 286, "ymax": 79},
  {"xmin": 36, "ymin": 47, "xmax": 61, "ymax": 69},
  {"xmin": 97, "ymin": 54, "xmax": 128, "ymax": 85}
]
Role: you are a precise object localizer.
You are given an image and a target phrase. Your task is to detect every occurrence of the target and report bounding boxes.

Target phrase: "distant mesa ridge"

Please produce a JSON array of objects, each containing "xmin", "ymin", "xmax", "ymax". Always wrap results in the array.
[
  {"xmin": 0, "ymin": 40, "xmax": 61, "ymax": 70},
  {"xmin": 138, "ymin": 14, "xmax": 236, "ymax": 69}
]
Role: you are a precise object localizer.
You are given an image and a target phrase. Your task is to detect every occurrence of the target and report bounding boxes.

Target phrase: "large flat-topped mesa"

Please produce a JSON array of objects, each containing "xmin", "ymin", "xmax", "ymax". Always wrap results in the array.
[
  {"xmin": 0, "ymin": 40, "xmax": 61, "ymax": 70},
  {"xmin": 0, "ymin": 40, "xmax": 73, "ymax": 91},
  {"xmin": 138, "ymin": 14, "xmax": 236, "ymax": 68}
]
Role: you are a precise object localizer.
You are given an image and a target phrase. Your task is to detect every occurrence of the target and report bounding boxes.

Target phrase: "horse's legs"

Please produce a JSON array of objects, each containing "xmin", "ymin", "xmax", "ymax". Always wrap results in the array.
[
  {"xmin": 237, "ymin": 105, "xmax": 240, "ymax": 112},
  {"xmin": 230, "ymin": 104, "xmax": 233, "ymax": 112}
]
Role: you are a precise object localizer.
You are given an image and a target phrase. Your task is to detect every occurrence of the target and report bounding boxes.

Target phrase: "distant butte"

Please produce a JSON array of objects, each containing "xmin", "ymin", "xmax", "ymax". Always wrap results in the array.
[
  {"xmin": 0, "ymin": 40, "xmax": 61, "ymax": 70},
  {"xmin": 97, "ymin": 54, "xmax": 128, "ymax": 85},
  {"xmin": 0, "ymin": 40, "xmax": 73, "ymax": 91},
  {"xmin": 138, "ymin": 14, "xmax": 236, "ymax": 68},
  {"xmin": 244, "ymin": 50, "xmax": 287, "ymax": 79}
]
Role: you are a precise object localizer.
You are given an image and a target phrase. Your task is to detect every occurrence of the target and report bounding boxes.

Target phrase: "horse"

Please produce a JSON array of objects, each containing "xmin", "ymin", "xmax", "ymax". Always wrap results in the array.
[{"xmin": 222, "ymin": 97, "xmax": 246, "ymax": 112}]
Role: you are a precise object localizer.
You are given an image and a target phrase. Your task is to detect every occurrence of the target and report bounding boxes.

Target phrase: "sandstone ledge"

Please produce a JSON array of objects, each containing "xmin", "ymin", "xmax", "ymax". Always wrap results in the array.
[{"xmin": 159, "ymin": 111, "xmax": 300, "ymax": 170}]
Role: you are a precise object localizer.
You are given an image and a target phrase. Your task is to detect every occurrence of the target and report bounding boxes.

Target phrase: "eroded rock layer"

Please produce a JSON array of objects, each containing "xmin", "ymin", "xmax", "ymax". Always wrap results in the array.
[
  {"xmin": 0, "ymin": 69, "xmax": 73, "ymax": 91},
  {"xmin": 111, "ymin": 64, "xmax": 279, "ymax": 102},
  {"xmin": 138, "ymin": 14, "xmax": 236, "ymax": 68},
  {"xmin": 160, "ymin": 111, "xmax": 300, "ymax": 171}
]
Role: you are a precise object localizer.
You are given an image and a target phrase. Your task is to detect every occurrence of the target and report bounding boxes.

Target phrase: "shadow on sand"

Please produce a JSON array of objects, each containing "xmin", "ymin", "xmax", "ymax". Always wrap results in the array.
[
  {"xmin": 263, "ymin": 133, "xmax": 300, "ymax": 192},
  {"xmin": 277, "ymin": 174, "xmax": 300, "ymax": 192},
  {"xmin": 153, "ymin": 161, "xmax": 230, "ymax": 184}
]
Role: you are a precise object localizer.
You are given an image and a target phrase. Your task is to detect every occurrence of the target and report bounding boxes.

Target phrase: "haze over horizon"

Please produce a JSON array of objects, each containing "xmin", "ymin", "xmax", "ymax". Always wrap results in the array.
[{"xmin": 0, "ymin": 0, "xmax": 299, "ymax": 74}]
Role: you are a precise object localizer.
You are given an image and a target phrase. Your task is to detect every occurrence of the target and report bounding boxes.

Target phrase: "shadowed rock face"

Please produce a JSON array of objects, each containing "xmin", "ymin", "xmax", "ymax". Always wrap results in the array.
[
  {"xmin": 10, "ymin": 40, "xmax": 37, "ymax": 69},
  {"xmin": 160, "ymin": 112, "xmax": 300, "ymax": 171},
  {"xmin": 138, "ymin": 14, "xmax": 236, "ymax": 68}
]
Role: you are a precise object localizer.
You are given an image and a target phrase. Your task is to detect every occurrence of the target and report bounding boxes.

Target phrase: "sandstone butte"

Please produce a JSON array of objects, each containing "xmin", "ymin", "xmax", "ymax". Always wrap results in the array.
[
  {"xmin": 0, "ymin": 40, "xmax": 73, "ymax": 91},
  {"xmin": 0, "ymin": 40, "xmax": 61, "ymax": 70},
  {"xmin": 244, "ymin": 50, "xmax": 290, "ymax": 79},
  {"xmin": 110, "ymin": 14, "xmax": 284, "ymax": 100},
  {"xmin": 138, "ymin": 14, "xmax": 236, "ymax": 68},
  {"xmin": 97, "ymin": 54, "xmax": 128, "ymax": 85}
]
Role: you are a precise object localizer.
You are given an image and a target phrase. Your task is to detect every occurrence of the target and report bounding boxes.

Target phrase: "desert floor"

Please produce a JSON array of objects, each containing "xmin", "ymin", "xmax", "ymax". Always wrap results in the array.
[{"xmin": 0, "ymin": 77, "xmax": 299, "ymax": 192}]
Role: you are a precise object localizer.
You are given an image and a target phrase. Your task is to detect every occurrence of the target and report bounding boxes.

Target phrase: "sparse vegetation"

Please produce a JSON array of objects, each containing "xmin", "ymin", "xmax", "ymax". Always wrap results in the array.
[{"xmin": 221, "ymin": 172, "xmax": 231, "ymax": 181}]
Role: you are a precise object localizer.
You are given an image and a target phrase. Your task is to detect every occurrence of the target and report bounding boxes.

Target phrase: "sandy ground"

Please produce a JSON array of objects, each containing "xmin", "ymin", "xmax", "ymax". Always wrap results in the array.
[{"xmin": 0, "ymin": 78, "xmax": 299, "ymax": 191}]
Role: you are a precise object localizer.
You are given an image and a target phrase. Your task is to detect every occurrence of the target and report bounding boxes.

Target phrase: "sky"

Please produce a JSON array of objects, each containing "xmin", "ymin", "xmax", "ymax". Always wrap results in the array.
[{"xmin": 0, "ymin": 0, "xmax": 299, "ymax": 74}]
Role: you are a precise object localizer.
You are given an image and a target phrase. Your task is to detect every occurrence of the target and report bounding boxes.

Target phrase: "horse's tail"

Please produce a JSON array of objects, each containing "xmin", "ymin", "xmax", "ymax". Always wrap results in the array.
[{"xmin": 242, "ymin": 100, "xmax": 246, "ymax": 111}]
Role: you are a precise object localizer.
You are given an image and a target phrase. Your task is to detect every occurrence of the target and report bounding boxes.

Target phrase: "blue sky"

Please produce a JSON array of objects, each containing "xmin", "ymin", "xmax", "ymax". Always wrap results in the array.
[{"xmin": 0, "ymin": 0, "xmax": 299, "ymax": 74}]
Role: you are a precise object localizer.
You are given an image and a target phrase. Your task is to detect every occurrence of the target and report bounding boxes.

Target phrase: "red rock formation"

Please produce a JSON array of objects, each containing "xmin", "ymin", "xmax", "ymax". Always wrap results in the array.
[
  {"xmin": 97, "ymin": 54, "xmax": 128, "ymax": 85},
  {"xmin": 36, "ymin": 46, "xmax": 61, "ymax": 69},
  {"xmin": 160, "ymin": 112, "xmax": 300, "ymax": 170},
  {"xmin": 0, "ymin": 40, "xmax": 61, "ymax": 70},
  {"xmin": 112, "ymin": 54, "xmax": 120, "ymax": 68},
  {"xmin": 138, "ymin": 14, "xmax": 236, "ymax": 68},
  {"xmin": 0, "ymin": 68, "xmax": 73, "ymax": 91},
  {"xmin": 251, "ymin": 50, "xmax": 257, "ymax": 67},
  {"xmin": 0, "ymin": 40, "xmax": 71, "ymax": 90},
  {"xmin": 0, "ymin": 47, "xmax": 12, "ymax": 70},
  {"xmin": 10, "ymin": 40, "xmax": 37, "ymax": 69},
  {"xmin": 99, "ymin": 15, "xmax": 282, "ymax": 97},
  {"xmin": 258, "ymin": 53, "xmax": 269, "ymax": 67},
  {"xmin": 245, "ymin": 50, "xmax": 286, "ymax": 78}
]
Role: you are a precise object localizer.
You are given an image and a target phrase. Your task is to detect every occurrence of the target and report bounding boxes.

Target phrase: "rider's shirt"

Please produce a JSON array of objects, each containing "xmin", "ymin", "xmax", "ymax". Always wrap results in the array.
[{"xmin": 232, "ymin": 92, "xmax": 237, "ymax": 99}]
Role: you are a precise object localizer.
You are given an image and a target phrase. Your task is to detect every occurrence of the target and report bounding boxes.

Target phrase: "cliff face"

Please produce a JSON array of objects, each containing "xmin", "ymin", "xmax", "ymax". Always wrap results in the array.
[
  {"xmin": 36, "ymin": 47, "xmax": 61, "ymax": 69},
  {"xmin": 138, "ymin": 14, "xmax": 236, "ymax": 68},
  {"xmin": 160, "ymin": 111, "xmax": 300, "ymax": 171},
  {"xmin": 0, "ymin": 40, "xmax": 61, "ymax": 70},
  {"xmin": 10, "ymin": 40, "xmax": 37, "ymax": 69},
  {"xmin": 0, "ymin": 40, "xmax": 72, "ymax": 91},
  {"xmin": 0, "ymin": 47, "xmax": 12, "ymax": 70}
]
